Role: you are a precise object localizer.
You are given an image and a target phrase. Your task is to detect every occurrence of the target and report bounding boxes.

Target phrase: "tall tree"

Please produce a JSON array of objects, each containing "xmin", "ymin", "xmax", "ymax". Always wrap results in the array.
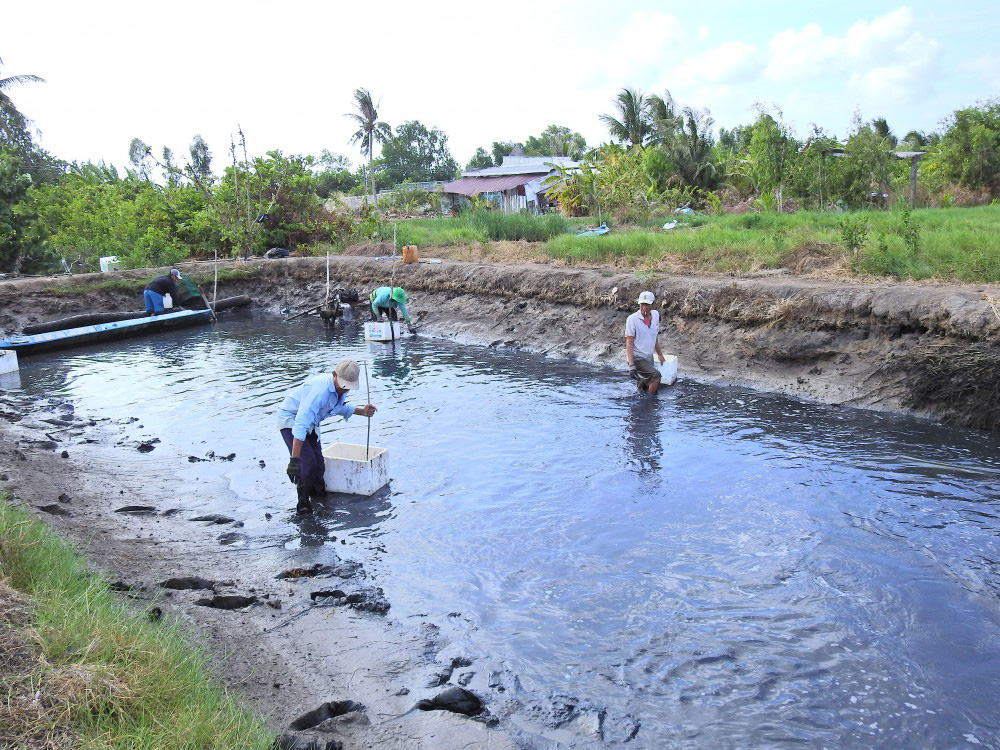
[
  {"xmin": 466, "ymin": 147, "xmax": 494, "ymax": 170},
  {"xmin": 0, "ymin": 57, "xmax": 44, "ymax": 152},
  {"xmin": 524, "ymin": 125, "xmax": 588, "ymax": 159},
  {"xmin": 600, "ymin": 88, "xmax": 652, "ymax": 147},
  {"xmin": 871, "ymin": 117, "xmax": 898, "ymax": 148},
  {"xmin": 189, "ymin": 134, "xmax": 213, "ymax": 180},
  {"xmin": 345, "ymin": 88, "xmax": 392, "ymax": 201},
  {"xmin": 377, "ymin": 120, "xmax": 458, "ymax": 186}
]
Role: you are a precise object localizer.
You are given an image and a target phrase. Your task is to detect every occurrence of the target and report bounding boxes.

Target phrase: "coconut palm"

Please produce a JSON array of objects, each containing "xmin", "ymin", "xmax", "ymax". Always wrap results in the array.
[
  {"xmin": 0, "ymin": 57, "xmax": 45, "ymax": 145},
  {"xmin": 872, "ymin": 117, "xmax": 898, "ymax": 148},
  {"xmin": 346, "ymin": 88, "xmax": 392, "ymax": 201},
  {"xmin": 599, "ymin": 87, "xmax": 652, "ymax": 147}
]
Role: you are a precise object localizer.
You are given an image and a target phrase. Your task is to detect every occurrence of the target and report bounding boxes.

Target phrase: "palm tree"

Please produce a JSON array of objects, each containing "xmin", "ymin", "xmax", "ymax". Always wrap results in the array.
[
  {"xmin": 345, "ymin": 88, "xmax": 392, "ymax": 201},
  {"xmin": 599, "ymin": 87, "xmax": 652, "ymax": 147},
  {"xmin": 872, "ymin": 117, "xmax": 898, "ymax": 148},
  {"xmin": 0, "ymin": 57, "xmax": 44, "ymax": 146}
]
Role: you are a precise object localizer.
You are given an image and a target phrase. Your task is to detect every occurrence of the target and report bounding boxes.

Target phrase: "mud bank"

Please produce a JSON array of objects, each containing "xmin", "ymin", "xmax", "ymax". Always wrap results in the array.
[
  {"xmin": 4, "ymin": 257, "xmax": 999, "ymax": 430},
  {"xmin": 0, "ymin": 392, "xmax": 521, "ymax": 749}
]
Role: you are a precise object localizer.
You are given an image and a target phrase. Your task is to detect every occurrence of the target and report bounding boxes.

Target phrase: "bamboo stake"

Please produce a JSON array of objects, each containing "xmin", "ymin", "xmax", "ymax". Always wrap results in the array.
[{"xmin": 363, "ymin": 361, "xmax": 371, "ymax": 461}]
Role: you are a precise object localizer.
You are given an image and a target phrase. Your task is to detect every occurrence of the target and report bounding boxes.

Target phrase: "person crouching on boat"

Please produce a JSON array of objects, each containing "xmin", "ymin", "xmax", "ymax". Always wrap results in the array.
[
  {"xmin": 143, "ymin": 268, "xmax": 182, "ymax": 315},
  {"xmin": 370, "ymin": 286, "xmax": 415, "ymax": 333},
  {"xmin": 277, "ymin": 359, "xmax": 377, "ymax": 514},
  {"xmin": 625, "ymin": 290, "xmax": 667, "ymax": 395}
]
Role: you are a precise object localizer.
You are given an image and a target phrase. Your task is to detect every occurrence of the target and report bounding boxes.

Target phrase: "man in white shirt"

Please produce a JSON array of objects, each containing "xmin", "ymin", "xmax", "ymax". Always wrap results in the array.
[{"xmin": 625, "ymin": 290, "xmax": 667, "ymax": 395}]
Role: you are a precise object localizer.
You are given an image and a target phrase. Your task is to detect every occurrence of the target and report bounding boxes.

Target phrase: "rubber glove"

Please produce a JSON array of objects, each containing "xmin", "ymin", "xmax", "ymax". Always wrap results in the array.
[{"xmin": 286, "ymin": 457, "xmax": 301, "ymax": 485}]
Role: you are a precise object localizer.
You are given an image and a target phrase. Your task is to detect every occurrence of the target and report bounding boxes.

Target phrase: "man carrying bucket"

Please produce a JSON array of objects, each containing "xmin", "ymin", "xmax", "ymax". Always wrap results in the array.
[
  {"xmin": 369, "ymin": 286, "xmax": 415, "ymax": 332},
  {"xmin": 277, "ymin": 359, "xmax": 377, "ymax": 514},
  {"xmin": 625, "ymin": 290, "xmax": 667, "ymax": 395},
  {"xmin": 143, "ymin": 268, "xmax": 182, "ymax": 315}
]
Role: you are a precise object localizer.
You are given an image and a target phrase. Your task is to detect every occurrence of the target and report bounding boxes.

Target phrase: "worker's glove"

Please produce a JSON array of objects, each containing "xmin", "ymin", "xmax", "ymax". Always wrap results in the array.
[
  {"xmin": 628, "ymin": 366, "xmax": 638, "ymax": 380},
  {"xmin": 286, "ymin": 457, "xmax": 301, "ymax": 485},
  {"xmin": 407, "ymin": 324, "xmax": 417, "ymax": 335}
]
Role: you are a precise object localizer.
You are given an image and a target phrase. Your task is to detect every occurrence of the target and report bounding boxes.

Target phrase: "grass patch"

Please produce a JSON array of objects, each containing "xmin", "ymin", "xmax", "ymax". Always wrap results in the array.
[
  {"xmin": 388, "ymin": 205, "xmax": 1000, "ymax": 282},
  {"xmin": 0, "ymin": 494, "xmax": 274, "ymax": 749},
  {"xmin": 399, "ymin": 209, "xmax": 568, "ymax": 246},
  {"xmin": 539, "ymin": 205, "xmax": 1000, "ymax": 281}
]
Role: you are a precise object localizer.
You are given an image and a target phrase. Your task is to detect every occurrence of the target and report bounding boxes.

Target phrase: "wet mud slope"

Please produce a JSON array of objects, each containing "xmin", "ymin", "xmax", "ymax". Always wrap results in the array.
[
  {"xmin": 0, "ymin": 393, "xmax": 522, "ymax": 749},
  {"xmin": 4, "ymin": 258, "xmax": 999, "ymax": 430}
]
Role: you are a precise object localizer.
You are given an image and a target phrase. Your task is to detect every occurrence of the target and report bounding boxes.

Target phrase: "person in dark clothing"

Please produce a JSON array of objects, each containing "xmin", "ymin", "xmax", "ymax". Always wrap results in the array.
[{"xmin": 144, "ymin": 268, "xmax": 182, "ymax": 315}]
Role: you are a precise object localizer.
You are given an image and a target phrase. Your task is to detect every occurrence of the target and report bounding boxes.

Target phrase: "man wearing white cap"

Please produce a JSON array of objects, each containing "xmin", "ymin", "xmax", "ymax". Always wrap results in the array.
[
  {"xmin": 277, "ymin": 359, "xmax": 377, "ymax": 513},
  {"xmin": 625, "ymin": 290, "xmax": 667, "ymax": 395}
]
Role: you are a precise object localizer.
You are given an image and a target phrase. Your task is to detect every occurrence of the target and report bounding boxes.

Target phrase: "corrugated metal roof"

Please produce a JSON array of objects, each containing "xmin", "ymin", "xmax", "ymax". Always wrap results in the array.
[
  {"xmin": 461, "ymin": 156, "xmax": 580, "ymax": 178},
  {"xmin": 441, "ymin": 173, "xmax": 542, "ymax": 196}
]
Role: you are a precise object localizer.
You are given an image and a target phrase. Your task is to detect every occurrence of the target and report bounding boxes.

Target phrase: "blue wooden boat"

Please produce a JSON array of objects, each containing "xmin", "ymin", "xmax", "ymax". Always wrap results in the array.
[{"xmin": 0, "ymin": 309, "xmax": 213, "ymax": 355}]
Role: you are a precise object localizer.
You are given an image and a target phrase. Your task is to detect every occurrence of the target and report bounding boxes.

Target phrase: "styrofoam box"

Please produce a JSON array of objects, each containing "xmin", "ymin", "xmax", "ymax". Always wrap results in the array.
[
  {"xmin": 657, "ymin": 355, "xmax": 678, "ymax": 385},
  {"xmin": 99, "ymin": 255, "xmax": 122, "ymax": 273},
  {"xmin": 364, "ymin": 321, "xmax": 402, "ymax": 341},
  {"xmin": 322, "ymin": 442, "xmax": 389, "ymax": 496},
  {"xmin": 0, "ymin": 350, "xmax": 18, "ymax": 375}
]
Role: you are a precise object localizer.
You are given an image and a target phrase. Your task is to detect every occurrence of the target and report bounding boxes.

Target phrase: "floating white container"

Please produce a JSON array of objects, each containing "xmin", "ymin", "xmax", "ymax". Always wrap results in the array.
[
  {"xmin": 657, "ymin": 355, "xmax": 678, "ymax": 386},
  {"xmin": 322, "ymin": 442, "xmax": 389, "ymax": 496},
  {"xmin": 0, "ymin": 350, "xmax": 17, "ymax": 375},
  {"xmin": 364, "ymin": 321, "xmax": 402, "ymax": 342},
  {"xmin": 99, "ymin": 255, "xmax": 122, "ymax": 273}
]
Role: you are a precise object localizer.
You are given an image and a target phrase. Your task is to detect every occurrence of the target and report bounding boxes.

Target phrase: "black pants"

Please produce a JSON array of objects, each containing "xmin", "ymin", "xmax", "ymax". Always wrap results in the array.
[{"xmin": 372, "ymin": 305, "xmax": 398, "ymax": 322}]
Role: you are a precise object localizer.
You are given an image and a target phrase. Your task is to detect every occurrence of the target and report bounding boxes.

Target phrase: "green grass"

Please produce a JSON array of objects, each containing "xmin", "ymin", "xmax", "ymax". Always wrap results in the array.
[
  {"xmin": 390, "ymin": 205, "xmax": 1000, "ymax": 282},
  {"xmin": 542, "ymin": 205, "xmax": 1000, "ymax": 281},
  {"xmin": 399, "ymin": 208, "xmax": 569, "ymax": 246},
  {"xmin": 0, "ymin": 494, "xmax": 275, "ymax": 749}
]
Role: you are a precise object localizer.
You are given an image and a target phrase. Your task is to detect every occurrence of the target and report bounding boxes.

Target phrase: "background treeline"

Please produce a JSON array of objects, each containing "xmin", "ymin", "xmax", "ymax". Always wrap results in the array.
[{"xmin": 1, "ymin": 60, "xmax": 998, "ymax": 275}]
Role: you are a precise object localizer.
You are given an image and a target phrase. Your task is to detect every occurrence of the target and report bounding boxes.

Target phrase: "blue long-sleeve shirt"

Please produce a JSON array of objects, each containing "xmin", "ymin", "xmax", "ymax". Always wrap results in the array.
[
  {"xmin": 276, "ymin": 373, "xmax": 354, "ymax": 441},
  {"xmin": 370, "ymin": 286, "xmax": 411, "ymax": 323}
]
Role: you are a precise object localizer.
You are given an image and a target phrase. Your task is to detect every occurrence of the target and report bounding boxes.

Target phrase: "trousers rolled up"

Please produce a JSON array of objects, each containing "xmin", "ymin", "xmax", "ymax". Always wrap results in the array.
[{"xmin": 280, "ymin": 428, "xmax": 326, "ymax": 495}]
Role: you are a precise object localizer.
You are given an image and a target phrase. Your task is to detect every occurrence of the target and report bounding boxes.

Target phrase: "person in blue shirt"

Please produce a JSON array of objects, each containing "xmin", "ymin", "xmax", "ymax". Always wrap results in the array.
[
  {"xmin": 276, "ymin": 359, "xmax": 377, "ymax": 513},
  {"xmin": 370, "ymin": 286, "xmax": 415, "ymax": 332}
]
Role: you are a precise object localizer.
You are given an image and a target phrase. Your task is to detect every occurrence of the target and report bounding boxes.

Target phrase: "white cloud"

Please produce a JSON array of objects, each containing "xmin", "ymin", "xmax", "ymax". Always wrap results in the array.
[
  {"xmin": 763, "ymin": 6, "xmax": 940, "ymax": 104},
  {"xmin": 697, "ymin": 25, "xmax": 710, "ymax": 43},
  {"xmin": 673, "ymin": 41, "xmax": 763, "ymax": 86}
]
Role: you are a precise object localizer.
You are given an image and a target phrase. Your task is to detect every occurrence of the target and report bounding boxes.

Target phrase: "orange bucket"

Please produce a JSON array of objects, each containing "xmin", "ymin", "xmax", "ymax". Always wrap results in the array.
[{"xmin": 402, "ymin": 245, "xmax": 419, "ymax": 264}]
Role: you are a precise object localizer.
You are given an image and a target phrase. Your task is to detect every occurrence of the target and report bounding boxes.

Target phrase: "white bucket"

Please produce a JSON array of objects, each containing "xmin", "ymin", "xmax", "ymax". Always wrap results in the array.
[
  {"xmin": 322, "ymin": 442, "xmax": 389, "ymax": 496},
  {"xmin": 0, "ymin": 350, "xmax": 18, "ymax": 375},
  {"xmin": 657, "ymin": 355, "xmax": 678, "ymax": 386},
  {"xmin": 364, "ymin": 321, "xmax": 402, "ymax": 342}
]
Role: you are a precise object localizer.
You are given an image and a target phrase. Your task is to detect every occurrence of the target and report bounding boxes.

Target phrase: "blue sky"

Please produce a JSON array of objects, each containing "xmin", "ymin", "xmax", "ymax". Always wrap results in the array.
[{"xmin": 2, "ymin": 1, "xmax": 998, "ymax": 171}]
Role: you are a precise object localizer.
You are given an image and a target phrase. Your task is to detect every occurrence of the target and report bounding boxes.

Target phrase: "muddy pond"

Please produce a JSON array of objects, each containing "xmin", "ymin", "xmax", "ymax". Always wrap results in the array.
[{"xmin": 12, "ymin": 312, "xmax": 1000, "ymax": 748}]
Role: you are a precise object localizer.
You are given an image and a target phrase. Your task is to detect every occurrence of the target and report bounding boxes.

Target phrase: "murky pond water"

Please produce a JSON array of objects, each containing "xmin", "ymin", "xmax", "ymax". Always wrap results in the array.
[{"xmin": 12, "ymin": 312, "xmax": 1000, "ymax": 747}]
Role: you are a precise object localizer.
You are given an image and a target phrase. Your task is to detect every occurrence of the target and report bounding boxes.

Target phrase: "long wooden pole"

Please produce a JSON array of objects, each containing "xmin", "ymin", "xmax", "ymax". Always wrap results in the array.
[{"xmin": 363, "ymin": 361, "xmax": 371, "ymax": 460}]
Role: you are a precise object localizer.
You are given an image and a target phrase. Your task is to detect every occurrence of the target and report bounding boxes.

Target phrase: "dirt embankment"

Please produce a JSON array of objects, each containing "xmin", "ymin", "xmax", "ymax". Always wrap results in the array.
[{"xmin": 3, "ymin": 257, "xmax": 1000, "ymax": 430}]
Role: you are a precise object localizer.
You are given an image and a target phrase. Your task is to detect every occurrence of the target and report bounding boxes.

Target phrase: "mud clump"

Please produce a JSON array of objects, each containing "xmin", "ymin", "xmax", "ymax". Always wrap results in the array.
[
  {"xmin": 114, "ymin": 505, "xmax": 158, "ymax": 515},
  {"xmin": 194, "ymin": 595, "xmax": 257, "ymax": 610},
  {"xmin": 190, "ymin": 514, "xmax": 235, "ymax": 525},
  {"xmin": 160, "ymin": 576, "xmax": 215, "ymax": 591},
  {"xmin": 415, "ymin": 686, "xmax": 483, "ymax": 716},
  {"xmin": 310, "ymin": 587, "xmax": 389, "ymax": 615}
]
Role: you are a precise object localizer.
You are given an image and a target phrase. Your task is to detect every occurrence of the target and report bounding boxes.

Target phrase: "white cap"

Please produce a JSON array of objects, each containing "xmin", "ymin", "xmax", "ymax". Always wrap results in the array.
[
  {"xmin": 637, "ymin": 291, "xmax": 655, "ymax": 304},
  {"xmin": 333, "ymin": 359, "xmax": 360, "ymax": 390},
  {"xmin": 170, "ymin": 268, "xmax": 183, "ymax": 279}
]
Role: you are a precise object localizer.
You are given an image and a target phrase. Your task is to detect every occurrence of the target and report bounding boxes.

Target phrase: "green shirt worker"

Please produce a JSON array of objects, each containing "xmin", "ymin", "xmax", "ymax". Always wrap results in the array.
[
  {"xmin": 625, "ymin": 290, "xmax": 666, "ymax": 395},
  {"xmin": 370, "ymin": 286, "xmax": 413, "ymax": 332}
]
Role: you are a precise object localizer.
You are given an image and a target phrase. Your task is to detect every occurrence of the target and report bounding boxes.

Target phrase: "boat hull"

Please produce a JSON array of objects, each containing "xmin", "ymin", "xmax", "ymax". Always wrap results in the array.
[{"xmin": 0, "ymin": 309, "xmax": 213, "ymax": 355}]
